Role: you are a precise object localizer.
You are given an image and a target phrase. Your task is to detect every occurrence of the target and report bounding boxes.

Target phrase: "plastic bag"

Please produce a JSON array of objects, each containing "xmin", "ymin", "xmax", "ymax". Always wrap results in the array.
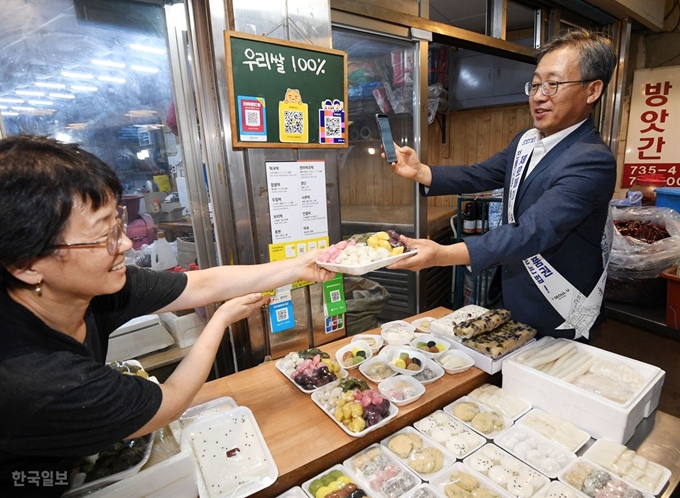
[
  {"xmin": 608, "ymin": 206, "xmax": 680, "ymax": 276},
  {"xmin": 605, "ymin": 207, "xmax": 680, "ymax": 304},
  {"xmin": 344, "ymin": 277, "xmax": 390, "ymax": 335}
]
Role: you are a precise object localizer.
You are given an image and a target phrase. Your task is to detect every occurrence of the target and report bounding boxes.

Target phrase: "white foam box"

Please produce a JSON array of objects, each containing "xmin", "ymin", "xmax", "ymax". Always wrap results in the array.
[
  {"xmin": 159, "ymin": 311, "xmax": 206, "ymax": 348},
  {"xmin": 501, "ymin": 342, "xmax": 665, "ymax": 444}
]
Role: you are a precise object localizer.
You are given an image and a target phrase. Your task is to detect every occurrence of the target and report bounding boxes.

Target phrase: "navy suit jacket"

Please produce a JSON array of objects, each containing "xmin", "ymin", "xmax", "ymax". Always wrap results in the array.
[{"xmin": 425, "ymin": 117, "xmax": 617, "ymax": 338}]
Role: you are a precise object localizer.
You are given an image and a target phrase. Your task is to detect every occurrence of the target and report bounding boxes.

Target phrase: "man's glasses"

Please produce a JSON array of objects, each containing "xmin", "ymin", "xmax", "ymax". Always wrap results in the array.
[
  {"xmin": 524, "ymin": 80, "xmax": 595, "ymax": 96},
  {"xmin": 52, "ymin": 206, "xmax": 128, "ymax": 256}
]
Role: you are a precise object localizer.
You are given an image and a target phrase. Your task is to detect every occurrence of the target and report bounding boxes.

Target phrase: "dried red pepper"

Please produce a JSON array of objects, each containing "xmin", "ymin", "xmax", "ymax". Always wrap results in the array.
[{"xmin": 614, "ymin": 219, "xmax": 670, "ymax": 244}]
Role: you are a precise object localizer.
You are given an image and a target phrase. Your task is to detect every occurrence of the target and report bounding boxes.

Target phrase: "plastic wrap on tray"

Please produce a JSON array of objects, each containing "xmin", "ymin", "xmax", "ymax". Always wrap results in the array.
[{"xmin": 461, "ymin": 321, "xmax": 537, "ymax": 359}]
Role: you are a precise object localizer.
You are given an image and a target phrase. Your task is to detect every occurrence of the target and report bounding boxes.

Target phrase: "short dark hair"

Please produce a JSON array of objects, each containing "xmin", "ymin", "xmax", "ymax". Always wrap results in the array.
[
  {"xmin": 0, "ymin": 135, "xmax": 123, "ymax": 289},
  {"xmin": 538, "ymin": 29, "xmax": 617, "ymax": 90}
]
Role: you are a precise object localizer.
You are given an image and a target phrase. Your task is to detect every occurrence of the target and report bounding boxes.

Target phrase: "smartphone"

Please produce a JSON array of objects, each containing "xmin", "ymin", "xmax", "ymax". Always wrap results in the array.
[{"xmin": 375, "ymin": 113, "xmax": 398, "ymax": 164}]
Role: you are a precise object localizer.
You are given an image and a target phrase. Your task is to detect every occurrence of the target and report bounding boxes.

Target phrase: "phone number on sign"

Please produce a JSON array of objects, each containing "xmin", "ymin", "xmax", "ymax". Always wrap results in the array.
[{"xmin": 622, "ymin": 163, "xmax": 680, "ymax": 188}]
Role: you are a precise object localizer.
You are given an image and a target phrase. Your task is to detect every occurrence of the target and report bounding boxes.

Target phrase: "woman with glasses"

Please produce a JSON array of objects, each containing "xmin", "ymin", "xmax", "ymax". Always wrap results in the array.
[
  {"xmin": 0, "ymin": 135, "xmax": 335, "ymax": 496},
  {"xmin": 385, "ymin": 30, "xmax": 618, "ymax": 342}
]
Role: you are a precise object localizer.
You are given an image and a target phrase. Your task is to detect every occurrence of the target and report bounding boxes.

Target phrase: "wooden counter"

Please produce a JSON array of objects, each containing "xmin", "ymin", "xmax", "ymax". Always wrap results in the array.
[
  {"xmin": 193, "ymin": 307, "xmax": 489, "ymax": 497},
  {"xmin": 192, "ymin": 307, "xmax": 680, "ymax": 498}
]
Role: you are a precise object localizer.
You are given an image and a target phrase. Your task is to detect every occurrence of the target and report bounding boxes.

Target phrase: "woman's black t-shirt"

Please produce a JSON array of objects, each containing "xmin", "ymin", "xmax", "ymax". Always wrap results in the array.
[{"xmin": 0, "ymin": 266, "xmax": 187, "ymax": 497}]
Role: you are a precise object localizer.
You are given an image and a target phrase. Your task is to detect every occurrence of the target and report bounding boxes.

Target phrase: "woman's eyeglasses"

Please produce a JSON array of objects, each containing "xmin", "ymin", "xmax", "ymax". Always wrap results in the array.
[{"xmin": 51, "ymin": 206, "xmax": 128, "ymax": 256}]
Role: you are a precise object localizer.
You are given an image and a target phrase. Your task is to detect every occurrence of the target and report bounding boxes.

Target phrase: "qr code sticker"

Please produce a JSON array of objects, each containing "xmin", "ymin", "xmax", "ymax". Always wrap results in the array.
[
  {"xmin": 245, "ymin": 109, "xmax": 260, "ymax": 126},
  {"xmin": 329, "ymin": 290, "xmax": 341, "ymax": 303},
  {"xmin": 276, "ymin": 307, "xmax": 289, "ymax": 322},
  {"xmin": 284, "ymin": 110, "xmax": 304, "ymax": 134},
  {"xmin": 324, "ymin": 116, "xmax": 341, "ymax": 138}
]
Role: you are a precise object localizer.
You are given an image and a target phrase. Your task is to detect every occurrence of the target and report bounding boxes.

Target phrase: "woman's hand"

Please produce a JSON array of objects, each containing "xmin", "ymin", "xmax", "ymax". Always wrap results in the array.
[
  {"xmin": 295, "ymin": 249, "xmax": 336, "ymax": 282},
  {"xmin": 212, "ymin": 292, "xmax": 269, "ymax": 327}
]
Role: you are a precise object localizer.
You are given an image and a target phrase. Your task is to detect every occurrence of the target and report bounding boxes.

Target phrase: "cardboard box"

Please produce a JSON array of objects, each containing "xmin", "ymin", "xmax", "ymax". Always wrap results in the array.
[
  {"xmin": 159, "ymin": 311, "xmax": 206, "ymax": 348},
  {"xmin": 501, "ymin": 342, "xmax": 665, "ymax": 443}
]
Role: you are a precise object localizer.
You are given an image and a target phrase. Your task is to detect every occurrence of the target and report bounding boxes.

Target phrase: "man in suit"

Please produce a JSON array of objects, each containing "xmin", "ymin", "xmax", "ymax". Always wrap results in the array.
[{"xmin": 387, "ymin": 30, "xmax": 618, "ymax": 340}]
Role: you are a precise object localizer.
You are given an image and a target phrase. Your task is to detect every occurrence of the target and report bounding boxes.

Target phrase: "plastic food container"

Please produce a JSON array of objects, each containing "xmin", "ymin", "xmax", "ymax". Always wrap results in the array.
[
  {"xmin": 464, "ymin": 444, "xmax": 550, "ymax": 498},
  {"xmin": 413, "ymin": 357, "xmax": 445, "ymax": 385},
  {"xmin": 179, "ymin": 396, "xmax": 238, "ymax": 428},
  {"xmin": 336, "ymin": 340, "xmax": 373, "ymax": 370},
  {"xmin": 359, "ymin": 356, "xmax": 397, "ymax": 383},
  {"xmin": 559, "ymin": 458, "xmax": 655, "ymax": 498},
  {"xmin": 444, "ymin": 397, "xmax": 513, "ymax": 439},
  {"xmin": 351, "ymin": 334, "xmax": 384, "ymax": 353},
  {"xmin": 413, "ymin": 410, "xmax": 486, "ymax": 460},
  {"xmin": 301, "ymin": 463, "xmax": 366, "ymax": 498},
  {"xmin": 380, "ymin": 426, "xmax": 456, "ymax": 481},
  {"xmin": 428, "ymin": 461, "xmax": 511, "ymax": 498},
  {"xmin": 410, "ymin": 334, "xmax": 451, "ymax": 359},
  {"xmin": 436, "ymin": 350, "xmax": 475, "ymax": 375},
  {"xmin": 343, "ymin": 443, "xmax": 422, "ymax": 498},
  {"xmin": 494, "ymin": 424, "xmax": 577, "ymax": 478},
  {"xmin": 411, "ymin": 317, "xmax": 436, "ymax": 334},
  {"xmin": 182, "ymin": 406, "xmax": 278, "ymax": 498},
  {"xmin": 386, "ymin": 347, "xmax": 427, "ymax": 376},
  {"xmin": 381, "ymin": 320, "xmax": 417, "ymax": 345},
  {"xmin": 378, "ymin": 375, "xmax": 426, "ymax": 406}
]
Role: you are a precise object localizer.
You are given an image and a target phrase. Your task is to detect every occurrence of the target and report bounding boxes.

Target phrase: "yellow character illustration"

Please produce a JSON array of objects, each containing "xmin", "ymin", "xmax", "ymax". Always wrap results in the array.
[{"xmin": 279, "ymin": 88, "xmax": 308, "ymax": 143}]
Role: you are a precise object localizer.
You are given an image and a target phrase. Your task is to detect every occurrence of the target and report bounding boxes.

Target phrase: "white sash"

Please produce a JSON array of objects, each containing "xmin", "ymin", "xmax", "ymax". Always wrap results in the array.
[{"xmin": 507, "ymin": 129, "xmax": 611, "ymax": 340}]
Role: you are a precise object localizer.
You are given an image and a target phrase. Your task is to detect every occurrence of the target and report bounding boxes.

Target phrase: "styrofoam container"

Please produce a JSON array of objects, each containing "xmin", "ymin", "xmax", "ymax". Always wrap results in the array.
[
  {"xmin": 380, "ymin": 426, "xmax": 456, "ymax": 481},
  {"xmin": 336, "ymin": 340, "xmax": 373, "ymax": 370},
  {"xmin": 378, "ymin": 375, "xmax": 426, "ymax": 406},
  {"xmin": 428, "ymin": 305, "xmax": 489, "ymax": 343},
  {"xmin": 351, "ymin": 333, "xmax": 384, "ymax": 353},
  {"xmin": 464, "ymin": 444, "xmax": 550, "ymax": 498},
  {"xmin": 501, "ymin": 341, "xmax": 666, "ymax": 443},
  {"xmin": 429, "ymin": 461, "xmax": 512, "ymax": 498},
  {"xmin": 343, "ymin": 443, "xmax": 422, "ymax": 498},
  {"xmin": 413, "ymin": 410, "xmax": 486, "ymax": 460},
  {"xmin": 494, "ymin": 424, "xmax": 577, "ymax": 478},
  {"xmin": 559, "ymin": 458, "xmax": 655, "ymax": 498},
  {"xmin": 444, "ymin": 397, "xmax": 513, "ymax": 439},
  {"xmin": 158, "ymin": 311, "xmax": 206, "ymax": 348}
]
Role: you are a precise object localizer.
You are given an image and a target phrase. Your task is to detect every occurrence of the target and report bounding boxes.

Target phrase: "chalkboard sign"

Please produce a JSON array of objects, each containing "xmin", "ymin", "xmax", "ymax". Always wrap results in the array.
[{"xmin": 224, "ymin": 31, "xmax": 348, "ymax": 149}]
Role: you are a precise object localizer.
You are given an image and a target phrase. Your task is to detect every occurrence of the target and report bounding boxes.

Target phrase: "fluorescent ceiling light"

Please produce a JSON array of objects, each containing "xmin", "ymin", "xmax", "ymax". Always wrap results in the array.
[
  {"xmin": 98, "ymin": 75, "xmax": 126, "ymax": 84},
  {"xmin": 28, "ymin": 100, "xmax": 53, "ymax": 106},
  {"xmin": 66, "ymin": 122, "xmax": 88, "ymax": 129},
  {"xmin": 35, "ymin": 82, "xmax": 66, "ymax": 89},
  {"xmin": 92, "ymin": 59, "xmax": 125, "ymax": 68},
  {"xmin": 125, "ymin": 109, "xmax": 158, "ymax": 117},
  {"xmin": 50, "ymin": 93, "xmax": 76, "ymax": 99},
  {"xmin": 1, "ymin": 111, "xmax": 19, "ymax": 116},
  {"xmin": 71, "ymin": 85, "xmax": 98, "ymax": 92},
  {"xmin": 61, "ymin": 71, "xmax": 94, "ymax": 80},
  {"xmin": 0, "ymin": 97, "xmax": 24, "ymax": 103},
  {"xmin": 129, "ymin": 43, "xmax": 165, "ymax": 55},
  {"xmin": 55, "ymin": 133, "xmax": 71, "ymax": 143},
  {"xmin": 16, "ymin": 90, "xmax": 45, "ymax": 97},
  {"xmin": 13, "ymin": 106, "xmax": 36, "ymax": 112},
  {"xmin": 0, "ymin": 105, "xmax": 6, "ymax": 110},
  {"xmin": 137, "ymin": 149, "xmax": 150, "ymax": 160},
  {"xmin": 130, "ymin": 65, "xmax": 159, "ymax": 73}
]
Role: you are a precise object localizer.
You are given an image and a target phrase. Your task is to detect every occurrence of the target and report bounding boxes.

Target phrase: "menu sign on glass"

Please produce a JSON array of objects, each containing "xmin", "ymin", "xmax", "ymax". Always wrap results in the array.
[{"xmin": 622, "ymin": 67, "xmax": 680, "ymax": 188}]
